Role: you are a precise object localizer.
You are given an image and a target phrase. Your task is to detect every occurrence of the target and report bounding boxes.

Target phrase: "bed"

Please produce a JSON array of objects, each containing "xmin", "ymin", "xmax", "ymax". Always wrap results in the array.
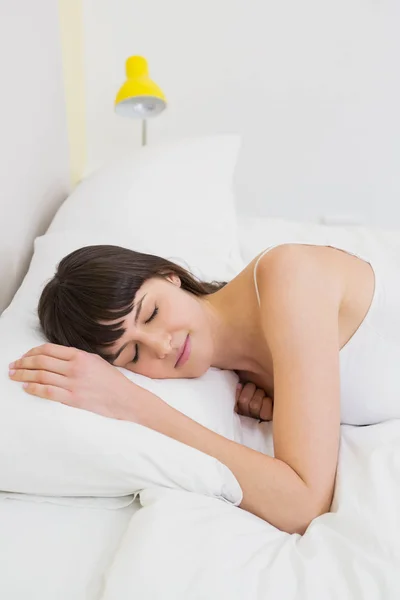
[
  {"xmin": 2, "ymin": 201, "xmax": 400, "ymax": 600},
  {"xmin": 0, "ymin": 495, "xmax": 140, "ymax": 600},
  {"xmin": 1, "ymin": 4, "xmax": 400, "ymax": 600}
]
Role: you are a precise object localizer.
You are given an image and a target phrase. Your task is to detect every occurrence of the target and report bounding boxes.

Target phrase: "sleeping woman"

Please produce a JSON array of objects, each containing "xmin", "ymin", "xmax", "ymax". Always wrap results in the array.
[{"xmin": 8, "ymin": 242, "xmax": 400, "ymax": 534}]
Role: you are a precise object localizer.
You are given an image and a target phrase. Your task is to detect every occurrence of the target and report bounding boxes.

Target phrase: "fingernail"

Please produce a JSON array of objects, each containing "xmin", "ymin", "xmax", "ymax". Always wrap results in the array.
[{"xmin": 9, "ymin": 369, "xmax": 15, "ymax": 376}]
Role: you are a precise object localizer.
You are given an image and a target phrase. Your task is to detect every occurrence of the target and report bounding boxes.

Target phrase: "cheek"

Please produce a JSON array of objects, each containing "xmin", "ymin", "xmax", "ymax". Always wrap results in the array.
[
  {"xmin": 190, "ymin": 327, "xmax": 213, "ymax": 370},
  {"xmin": 164, "ymin": 296, "xmax": 193, "ymax": 327}
]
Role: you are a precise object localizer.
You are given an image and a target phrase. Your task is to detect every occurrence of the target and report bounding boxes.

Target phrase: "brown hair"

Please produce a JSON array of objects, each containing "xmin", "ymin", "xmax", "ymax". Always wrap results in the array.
[{"xmin": 38, "ymin": 245, "xmax": 226, "ymax": 363}]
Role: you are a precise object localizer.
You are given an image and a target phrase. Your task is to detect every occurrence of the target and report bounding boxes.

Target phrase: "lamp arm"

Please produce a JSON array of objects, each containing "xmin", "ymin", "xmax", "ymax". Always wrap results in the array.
[{"xmin": 141, "ymin": 119, "xmax": 147, "ymax": 146}]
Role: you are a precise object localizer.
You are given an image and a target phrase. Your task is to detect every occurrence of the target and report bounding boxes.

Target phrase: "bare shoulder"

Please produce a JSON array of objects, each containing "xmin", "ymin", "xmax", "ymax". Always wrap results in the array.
[
  {"xmin": 255, "ymin": 243, "xmax": 338, "ymax": 276},
  {"xmin": 253, "ymin": 244, "xmax": 345, "ymax": 309}
]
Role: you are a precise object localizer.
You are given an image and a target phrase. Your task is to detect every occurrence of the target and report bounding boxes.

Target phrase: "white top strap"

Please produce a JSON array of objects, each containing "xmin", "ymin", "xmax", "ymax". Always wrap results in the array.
[{"xmin": 253, "ymin": 247, "xmax": 273, "ymax": 306}]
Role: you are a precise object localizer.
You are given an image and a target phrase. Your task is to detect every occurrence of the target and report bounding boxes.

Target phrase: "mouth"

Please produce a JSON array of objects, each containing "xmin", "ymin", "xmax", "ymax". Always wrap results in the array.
[{"xmin": 175, "ymin": 334, "xmax": 191, "ymax": 368}]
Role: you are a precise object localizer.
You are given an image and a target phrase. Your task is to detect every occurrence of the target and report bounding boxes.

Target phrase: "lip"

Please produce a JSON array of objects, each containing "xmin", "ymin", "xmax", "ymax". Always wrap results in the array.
[{"xmin": 175, "ymin": 334, "xmax": 191, "ymax": 368}]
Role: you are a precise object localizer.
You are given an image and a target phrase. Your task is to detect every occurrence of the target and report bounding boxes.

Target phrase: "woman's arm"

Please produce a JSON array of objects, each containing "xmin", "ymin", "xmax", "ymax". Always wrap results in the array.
[
  {"xmin": 140, "ymin": 245, "xmax": 343, "ymax": 534},
  {"xmin": 141, "ymin": 396, "xmax": 318, "ymax": 534}
]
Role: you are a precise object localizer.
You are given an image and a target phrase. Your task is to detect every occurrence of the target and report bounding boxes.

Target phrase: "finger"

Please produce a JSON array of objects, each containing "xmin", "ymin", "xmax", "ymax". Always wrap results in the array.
[
  {"xmin": 237, "ymin": 396, "xmax": 252, "ymax": 417},
  {"xmin": 242, "ymin": 382, "xmax": 256, "ymax": 396},
  {"xmin": 20, "ymin": 343, "xmax": 77, "ymax": 361},
  {"xmin": 10, "ymin": 355, "xmax": 70, "ymax": 376},
  {"xmin": 235, "ymin": 383, "xmax": 243, "ymax": 404},
  {"xmin": 259, "ymin": 397, "xmax": 274, "ymax": 422},
  {"xmin": 235, "ymin": 394, "xmax": 248, "ymax": 416},
  {"xmin": 22, "ymin": 382, "xmax": 72, "ymax": 404},
  {"xmin": 253, "ymin": 388, "xmax": 265, "ymax": 402},
  {"xmin": 237, "ymin": 383, "xmax": 257, "ymax": 416},
  {"xmin": 237, "ymin": 382, "xmax": 256, "ymax": 408},
  {"xmin": 9, "ymin": 368, "xmax": 70, "ymax": 390},
  {"xmin": 247, "ymin": 388, "xmax": 265, "ymax": 419},
  {"xmin": 249, "ymin": 394, "xmax": 264, "ymax": 419}
]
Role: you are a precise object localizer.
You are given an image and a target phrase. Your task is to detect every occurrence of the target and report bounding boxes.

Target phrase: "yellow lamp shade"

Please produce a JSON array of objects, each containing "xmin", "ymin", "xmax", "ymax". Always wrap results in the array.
[{"xmin": 115, "ymin": 56, "xmax": 166, "ymax": 119}]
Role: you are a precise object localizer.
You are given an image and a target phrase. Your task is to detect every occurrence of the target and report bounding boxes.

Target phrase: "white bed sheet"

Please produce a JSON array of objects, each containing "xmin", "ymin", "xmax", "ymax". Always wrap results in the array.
[{"xmin": 0, "ymin": 494, "xmax": 140, "ymax": 600}]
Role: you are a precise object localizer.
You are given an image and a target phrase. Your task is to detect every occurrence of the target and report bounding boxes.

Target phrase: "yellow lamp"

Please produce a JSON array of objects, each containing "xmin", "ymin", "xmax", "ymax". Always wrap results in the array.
[{"xmin": 114, "ymin": 56, "xmax": 167, "ymax": 146}]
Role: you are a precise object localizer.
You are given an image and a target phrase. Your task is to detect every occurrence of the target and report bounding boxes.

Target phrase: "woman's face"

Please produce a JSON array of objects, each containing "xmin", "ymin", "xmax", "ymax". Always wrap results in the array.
[{"xmin": 110, "ymin": 275, "xmax": 214, "ymax": 379}]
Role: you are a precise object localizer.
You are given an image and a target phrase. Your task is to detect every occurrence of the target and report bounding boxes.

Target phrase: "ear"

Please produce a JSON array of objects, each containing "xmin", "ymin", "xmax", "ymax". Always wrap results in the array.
[{"xmin": 166, "ymin": 273, "xmax": 181, "ymax": 287}]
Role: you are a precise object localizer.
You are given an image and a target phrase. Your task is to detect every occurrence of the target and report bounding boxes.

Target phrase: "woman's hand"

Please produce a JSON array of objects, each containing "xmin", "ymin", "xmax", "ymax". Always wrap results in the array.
[
  {"xmin": 235, "ymin": 382, "xmax": 274, "ymax": 422},
  {"xmin": 8, "ymin": 343, "xmax": 156, "ymax": 422}
]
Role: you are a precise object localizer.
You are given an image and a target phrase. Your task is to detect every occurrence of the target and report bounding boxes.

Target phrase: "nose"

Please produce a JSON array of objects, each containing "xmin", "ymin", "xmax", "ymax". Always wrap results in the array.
[{"xmin": 146, "ymin": 332, "xmax": 172, "ymax": 360}]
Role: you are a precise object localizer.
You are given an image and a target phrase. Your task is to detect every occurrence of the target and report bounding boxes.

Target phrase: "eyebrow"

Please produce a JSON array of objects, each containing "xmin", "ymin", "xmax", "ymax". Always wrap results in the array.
[{"xmin": 112, "ymin": 294, "xmax": 147, "ymax": 362}]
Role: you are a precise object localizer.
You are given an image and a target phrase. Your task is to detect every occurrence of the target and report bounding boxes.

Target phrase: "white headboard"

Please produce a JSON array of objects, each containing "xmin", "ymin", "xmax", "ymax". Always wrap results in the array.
[{"xmin": 0, "ymin": 1, "xmax": 71, "ymax": 313}]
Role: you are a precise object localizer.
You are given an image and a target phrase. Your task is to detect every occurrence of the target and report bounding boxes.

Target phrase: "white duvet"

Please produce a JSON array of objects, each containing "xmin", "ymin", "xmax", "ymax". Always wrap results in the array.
[
  {"xmin": 2, "ymin": 418, "xmax": 399, "ymax": 599},
  {"xmin": 101, "ymin": 420, "xmax": 400, "ymax": 600}
]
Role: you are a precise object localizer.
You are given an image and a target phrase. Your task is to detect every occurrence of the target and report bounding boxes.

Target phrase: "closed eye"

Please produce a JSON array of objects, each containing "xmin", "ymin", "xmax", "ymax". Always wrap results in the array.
[
  {"xmin": 131, "ymin": 306, "xmax": 159, "ymax": 363},
  {"xmin": 132, "ymin": 344, "xmax": 139, "ymax": 364},
  {"xmin": 145, "ymin": 306, "xmax": 158, "ymax": 324}
]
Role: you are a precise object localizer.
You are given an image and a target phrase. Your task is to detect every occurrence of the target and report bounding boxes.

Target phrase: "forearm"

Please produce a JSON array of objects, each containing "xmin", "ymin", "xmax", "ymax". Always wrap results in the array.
[{"xmin": 137, "ymin": 394, "xmax": 324, "ymax": 535}]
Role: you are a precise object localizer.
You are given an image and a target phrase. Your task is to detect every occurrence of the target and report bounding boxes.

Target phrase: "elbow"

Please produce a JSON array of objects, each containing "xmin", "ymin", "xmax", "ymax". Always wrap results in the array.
[{"xmin": 286, "ymin": 494, "xmax": 332, "ymax": 536}]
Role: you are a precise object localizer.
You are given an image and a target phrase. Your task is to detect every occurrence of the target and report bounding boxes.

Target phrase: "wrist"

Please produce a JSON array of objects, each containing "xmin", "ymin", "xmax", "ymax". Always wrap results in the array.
[{"xmin": 115, "ymin": 380, "xmax": 162, "ymax": 424}]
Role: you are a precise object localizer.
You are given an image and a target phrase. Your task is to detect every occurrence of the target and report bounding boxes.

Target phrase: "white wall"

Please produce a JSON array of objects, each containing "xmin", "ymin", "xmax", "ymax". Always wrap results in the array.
[
  {"xmin": 0, "ymin": 0, "xmax": 70, "ymax": 312},
  {"xmin": 83, "ymin": 0, "xmax": 400, "ymax": 228}
]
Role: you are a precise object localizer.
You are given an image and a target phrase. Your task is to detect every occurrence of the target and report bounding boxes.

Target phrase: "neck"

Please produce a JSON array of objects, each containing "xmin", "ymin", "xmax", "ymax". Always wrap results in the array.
[{"xmin": 199, "ymin": 287, "xmax": 264, "ymax": 373}]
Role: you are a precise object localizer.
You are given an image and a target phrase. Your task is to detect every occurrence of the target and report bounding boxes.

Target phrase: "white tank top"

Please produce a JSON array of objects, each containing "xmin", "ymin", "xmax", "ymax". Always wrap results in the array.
[{"xmin": 253, "ymin": 234, "xmax": 400, "ymax": 426}]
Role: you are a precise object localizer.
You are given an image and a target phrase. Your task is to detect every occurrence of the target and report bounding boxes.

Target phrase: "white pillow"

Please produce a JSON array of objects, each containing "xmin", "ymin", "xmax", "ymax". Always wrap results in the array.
[
  {"xmin": 47, "ymin": 135, "xmax": 243, "ymax": 276},
  {"xmin": 0, "ymin": 229, "xmax": 243, "ymax": 505},
  {"xmin": 6, "ymin": 229, "xmax": 242, "ymax": 321}
]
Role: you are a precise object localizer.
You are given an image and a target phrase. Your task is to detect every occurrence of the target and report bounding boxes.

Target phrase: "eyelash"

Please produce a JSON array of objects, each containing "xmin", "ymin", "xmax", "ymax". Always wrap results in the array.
[{"xmin": 132, "ymin": 306, "xmax": 158, "ymax": 363}]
